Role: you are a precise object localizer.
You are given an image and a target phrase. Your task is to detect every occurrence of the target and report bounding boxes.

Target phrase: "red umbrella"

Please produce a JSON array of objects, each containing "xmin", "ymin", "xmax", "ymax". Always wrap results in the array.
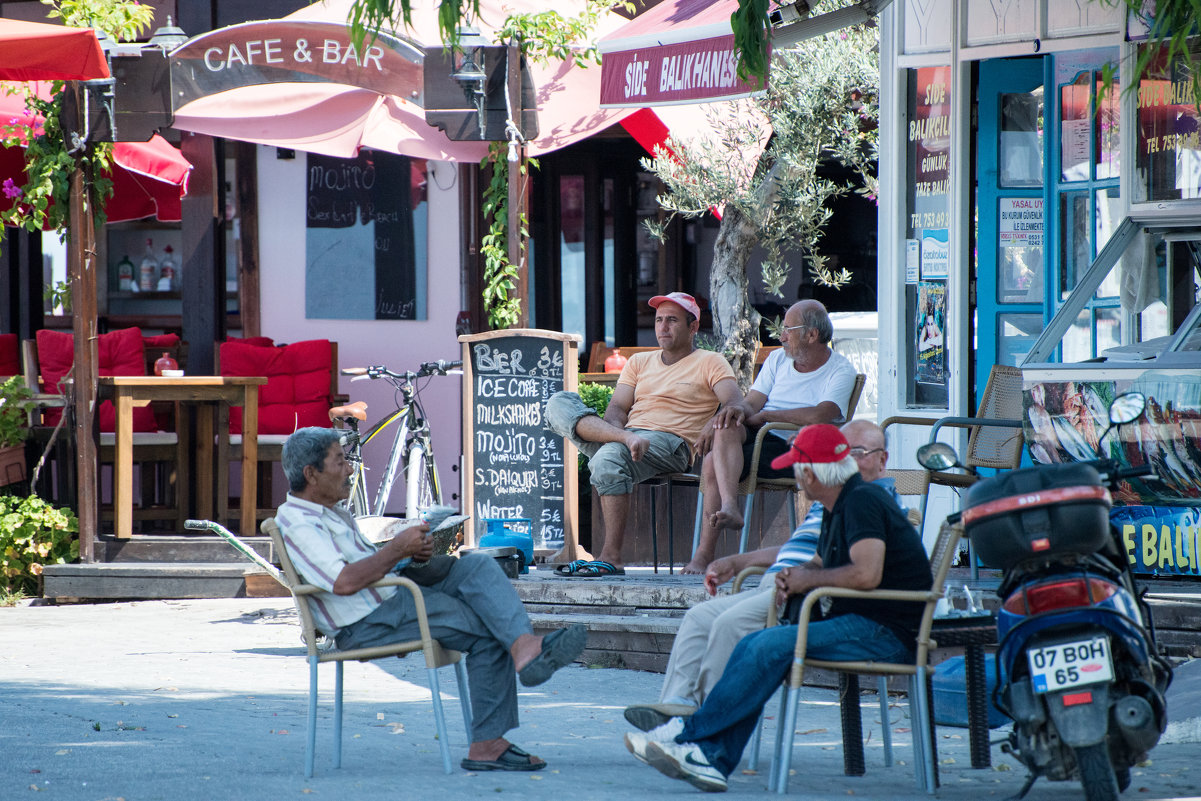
[
  {"xmin": 1, "ymin": 84, "xmax": 190, "ymax": 222},
  {"xmin": 0, "ymin": 18, "xmax": 109, "ymax": 82}
]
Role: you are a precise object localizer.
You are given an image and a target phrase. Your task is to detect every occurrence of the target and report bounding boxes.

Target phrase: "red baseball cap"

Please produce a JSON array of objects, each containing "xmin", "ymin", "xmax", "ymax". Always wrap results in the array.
[
  {"xmin": 648, "ymin": 292, "xmax": 701, "ymax": 320},
  {"xmin": 770, "ymin": 424, "xmax": 851, "ymax": 470}
]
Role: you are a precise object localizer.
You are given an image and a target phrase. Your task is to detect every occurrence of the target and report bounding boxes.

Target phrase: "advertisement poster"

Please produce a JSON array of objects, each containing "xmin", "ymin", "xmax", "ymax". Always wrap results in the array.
[
  {"xmin": 920, "ymin": 228, "xmax": 949, "ymax": 278},
  {"xmin": 915, "ymin": 281, "xmax": 947, "ymax": 384}
]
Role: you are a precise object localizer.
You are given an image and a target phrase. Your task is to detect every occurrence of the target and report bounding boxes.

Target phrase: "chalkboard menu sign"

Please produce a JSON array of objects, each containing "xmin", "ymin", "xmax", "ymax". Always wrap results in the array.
[
  {"xmin": 459, "ymin": 330, "xmax": 580, "ymax": 562},
  {"xmin": 305, "ymin": 150, "xmax": 427, "ymax": 320}
]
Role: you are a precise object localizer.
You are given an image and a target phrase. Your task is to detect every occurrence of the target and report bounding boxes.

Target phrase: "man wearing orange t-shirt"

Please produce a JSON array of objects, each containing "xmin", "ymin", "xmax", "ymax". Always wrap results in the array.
[{"xmin": 546, "ymin": 293, "xmax": 746, "ymax": 577}]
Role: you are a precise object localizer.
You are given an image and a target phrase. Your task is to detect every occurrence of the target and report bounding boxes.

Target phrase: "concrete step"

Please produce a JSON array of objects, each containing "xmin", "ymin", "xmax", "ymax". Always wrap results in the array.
[
  {"xmin": 42, "ymin": 562, "xmax": 286, "ymax": 601},
  {"xmin": 95, "ymin": 535, "xmax": 274, "ymax": 564}
]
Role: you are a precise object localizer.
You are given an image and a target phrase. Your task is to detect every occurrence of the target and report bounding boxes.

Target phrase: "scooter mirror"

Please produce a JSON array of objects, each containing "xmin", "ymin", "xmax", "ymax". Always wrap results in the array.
[
  {"xmin": 917, "ymin": 441, "xmax": 961, "ymax": 471},
  {"xmin": 1109, "ymin": 392, "xmax": 1146, "ymax": 425}
]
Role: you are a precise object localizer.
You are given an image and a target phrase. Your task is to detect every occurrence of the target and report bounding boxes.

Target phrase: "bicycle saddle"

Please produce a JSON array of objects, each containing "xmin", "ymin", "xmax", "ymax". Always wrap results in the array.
[{"xmin": 328, "ymin": 400, "xmax": 368, "ymax": 422}]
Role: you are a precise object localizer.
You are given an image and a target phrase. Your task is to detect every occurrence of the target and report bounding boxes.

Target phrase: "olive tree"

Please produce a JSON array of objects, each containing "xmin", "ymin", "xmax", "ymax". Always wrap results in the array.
[{"xmin": 645, "ymin": 25, "xmax": 878, "ymax": 385}]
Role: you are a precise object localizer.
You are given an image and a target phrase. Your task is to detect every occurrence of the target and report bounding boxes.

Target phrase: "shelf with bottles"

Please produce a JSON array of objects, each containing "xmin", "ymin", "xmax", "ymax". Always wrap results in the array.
[{"xmin": 105, "ymin": 225, "xmax": 183, "ymax": 298}]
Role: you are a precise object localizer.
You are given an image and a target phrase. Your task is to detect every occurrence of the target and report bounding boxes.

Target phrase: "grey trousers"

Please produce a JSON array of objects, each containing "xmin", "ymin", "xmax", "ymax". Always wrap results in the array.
[{"xmin": 335, "ymin": 552, "xmax": 534, "ymax": 742}]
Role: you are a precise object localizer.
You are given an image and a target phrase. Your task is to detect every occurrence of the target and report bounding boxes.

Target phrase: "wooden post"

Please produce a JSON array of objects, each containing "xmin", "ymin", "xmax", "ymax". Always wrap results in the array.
[
  {"xmin": 67, "ymin": 84, "xmax": 99, "ymax": 560},
  {"xmin": 506, "ymin": 42, "xmax": 530, "ymax": 329}
]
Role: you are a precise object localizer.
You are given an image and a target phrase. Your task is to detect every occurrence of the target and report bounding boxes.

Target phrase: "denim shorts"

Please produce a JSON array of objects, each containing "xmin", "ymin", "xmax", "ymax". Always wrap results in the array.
[{"xmin": 544, "ymin": 390, "xmax": 692, "ymax": 495}]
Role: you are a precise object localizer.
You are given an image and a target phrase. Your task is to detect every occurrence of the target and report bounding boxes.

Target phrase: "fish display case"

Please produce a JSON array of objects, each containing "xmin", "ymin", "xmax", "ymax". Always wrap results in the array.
[{"xmin": 1020, "ymin": 218, "xmax": 1201, "ymax": 580}]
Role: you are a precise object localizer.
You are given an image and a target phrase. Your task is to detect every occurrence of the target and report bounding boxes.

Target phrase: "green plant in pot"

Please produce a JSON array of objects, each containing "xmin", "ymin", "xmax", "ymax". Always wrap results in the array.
[{"xmin": 0, "ymin": 376, "xmax": 33, "ymax": 488}]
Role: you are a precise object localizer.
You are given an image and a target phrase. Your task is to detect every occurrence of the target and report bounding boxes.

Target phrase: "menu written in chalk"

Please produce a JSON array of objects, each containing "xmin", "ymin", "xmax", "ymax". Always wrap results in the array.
[{"xmin": 468, "ymin": 336, "xmax": 567, "ymax": 549}]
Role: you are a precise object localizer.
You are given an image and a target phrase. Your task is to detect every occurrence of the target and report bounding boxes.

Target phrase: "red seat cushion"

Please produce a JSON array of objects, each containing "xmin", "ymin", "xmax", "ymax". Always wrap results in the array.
[
  {"xmin": 36, "ymin": 327, "xmax": 159, "ymax": 432},
  {"xmin": 0, "ymin": 333, "xmax": 18, "ymax": 377},
  {"xmin": 142, "ymin": 333, "xmax": 181, "ymax": 351},
  {"xmin": 219, "ymin": 339, "xmax": 333, "ymax": 435}
]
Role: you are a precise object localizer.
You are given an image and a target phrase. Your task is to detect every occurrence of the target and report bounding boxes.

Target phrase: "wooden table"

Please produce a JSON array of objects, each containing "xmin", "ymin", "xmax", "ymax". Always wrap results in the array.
[{"xmin": 100, "ymin": 376, "xmax": 267, "ymax": 539}]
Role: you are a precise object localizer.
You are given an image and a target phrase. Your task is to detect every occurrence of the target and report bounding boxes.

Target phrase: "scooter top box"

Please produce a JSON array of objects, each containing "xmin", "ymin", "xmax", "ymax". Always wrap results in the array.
[{"xmin": 962, "ymin": 462, "xmax": 1111, "ymax": 569}]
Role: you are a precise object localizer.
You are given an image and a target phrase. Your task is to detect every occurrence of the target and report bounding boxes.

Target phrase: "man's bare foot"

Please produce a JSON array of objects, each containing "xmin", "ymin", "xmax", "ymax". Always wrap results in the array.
[
  {"xmin": 624, "ymin": 433, "xmax": 650, "ymax": 461},
  {"xmin": 681, "ymin": 555, "xmax": 712, "ymax": 575},
  {"xmin": 711, "ymin": 504, "xmax": 744, "ymax": 531}
]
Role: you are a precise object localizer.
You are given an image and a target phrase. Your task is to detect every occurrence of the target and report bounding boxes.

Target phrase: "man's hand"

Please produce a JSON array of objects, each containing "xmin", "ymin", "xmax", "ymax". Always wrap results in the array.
[
  {"xmin": 390, "ymin": 522, "xmax": 433, "ymax": 561},
  {"xmin": 624, "ymin": 432, "xmax": 649, "ymax": 461},
  {"xmin": 694, "ymin": 418, "xmax": 717, "ymax": 457},
  {"xmin": 773, "ymin": 565, "xmax": 814, "ymax": 607},
  {"xmin": 704, "ymin": 555, "xmax": 739, "ymax": 595},
  {"xmin": 712, "ymin": 404, "xmax": 746, "ymax": 430}
]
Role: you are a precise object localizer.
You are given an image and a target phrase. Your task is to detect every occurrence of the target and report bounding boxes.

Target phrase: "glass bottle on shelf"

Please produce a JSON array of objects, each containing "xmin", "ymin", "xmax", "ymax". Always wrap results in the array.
[
  {"xmin": 139, "ymin": 238, "xmax": 157, "ymax": 292},
  {"xmin": 157, "ymin": 245, "xmax": 177, "ymax": 291},
  {"xmin": 116, "ymin": 254, "xmax": 134, "ymax": 292}
]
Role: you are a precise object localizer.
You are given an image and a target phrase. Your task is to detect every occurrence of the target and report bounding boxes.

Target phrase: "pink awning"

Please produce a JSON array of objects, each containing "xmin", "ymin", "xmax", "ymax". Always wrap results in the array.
[
  {"xmin": 0, "ymin": 18, "xmax": 109, "ymax": 82},
  {"xmin": 598, "ymin": 0, "xmax": 765, "ymax": 108}
]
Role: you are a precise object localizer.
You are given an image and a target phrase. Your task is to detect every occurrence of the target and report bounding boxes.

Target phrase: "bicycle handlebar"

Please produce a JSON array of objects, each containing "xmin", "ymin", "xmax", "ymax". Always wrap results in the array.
[{"xmin": 340, "ymin": 360, "xmax": 462, "ymax": 382}]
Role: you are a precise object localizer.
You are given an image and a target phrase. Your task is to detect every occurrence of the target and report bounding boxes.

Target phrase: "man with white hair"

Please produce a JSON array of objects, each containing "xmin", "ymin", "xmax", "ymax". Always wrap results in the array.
[{"xmin": 623, "ymin": 424, "xmax": 932, "ymax": 792}]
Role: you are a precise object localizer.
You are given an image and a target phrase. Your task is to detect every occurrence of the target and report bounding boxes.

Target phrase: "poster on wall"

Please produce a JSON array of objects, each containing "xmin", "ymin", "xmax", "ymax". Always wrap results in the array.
[
  {"xmin": 906, "ymin": 65, "xmax": 952, "ymax": 407},
  {"xmin": 305, "ymin": 151, "xmax": 428, "ymax": 320},
  {"xmin": 998, "ymin": 197, "xmax": 1044, "ymax": 303},
  {"xmin": 915, "ymin": 281, "xmax": 947, "ymax": 385},
  {"xmin": 920, "ymin": 228, "xmax": 949, "ymax": 278}
]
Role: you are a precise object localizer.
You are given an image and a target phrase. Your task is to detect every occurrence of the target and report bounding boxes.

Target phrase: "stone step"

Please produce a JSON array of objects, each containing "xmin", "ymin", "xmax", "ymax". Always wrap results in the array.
[
  {"xmin": 42, "ymin": 562, "xmax": 286, "ymax": 601},
  {"xmin": 95, "ymin": 535, "xmax": 274, "ymax": 564}
]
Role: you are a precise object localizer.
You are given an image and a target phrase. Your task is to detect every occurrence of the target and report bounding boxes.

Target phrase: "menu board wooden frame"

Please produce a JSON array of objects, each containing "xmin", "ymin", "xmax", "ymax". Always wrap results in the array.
[{"xmin": 459, "ymin": 329, "xmax": 580, "ymax": 564}]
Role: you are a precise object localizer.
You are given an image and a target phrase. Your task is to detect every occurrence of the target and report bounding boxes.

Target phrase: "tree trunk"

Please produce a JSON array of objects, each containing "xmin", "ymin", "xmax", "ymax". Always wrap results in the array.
[{"xmin": 709, "ymin": 204, "xmax": 761, "ymax": 390}]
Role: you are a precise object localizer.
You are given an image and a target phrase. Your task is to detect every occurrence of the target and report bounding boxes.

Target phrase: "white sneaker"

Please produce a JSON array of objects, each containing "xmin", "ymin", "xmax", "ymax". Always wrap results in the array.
[
  {"xmin": 624, "ymin": 717, "xmax": 684, "ymax": 766},
  {"xmin": 646, "ymin": 739, "xmax": 728, "ymax": 792}
]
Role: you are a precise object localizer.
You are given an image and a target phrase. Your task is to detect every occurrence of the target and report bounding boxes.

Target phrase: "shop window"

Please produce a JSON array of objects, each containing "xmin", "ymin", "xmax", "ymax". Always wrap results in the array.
[{"xmin": 1134, "ymin": 39, "xmax": 1201, "ymax": 204}]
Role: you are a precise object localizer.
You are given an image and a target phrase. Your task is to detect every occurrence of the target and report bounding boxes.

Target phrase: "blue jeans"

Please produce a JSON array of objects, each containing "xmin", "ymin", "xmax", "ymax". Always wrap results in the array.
[{"xmin": 678, "ymin": 613, "xmax": 912, "ymax": 777}]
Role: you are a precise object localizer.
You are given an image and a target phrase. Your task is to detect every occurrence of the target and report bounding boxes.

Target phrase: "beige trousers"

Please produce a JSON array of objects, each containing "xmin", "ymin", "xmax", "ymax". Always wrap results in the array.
[{"xmin": 659, "ymin": 577, "xmax": 776, "ymax": 706}]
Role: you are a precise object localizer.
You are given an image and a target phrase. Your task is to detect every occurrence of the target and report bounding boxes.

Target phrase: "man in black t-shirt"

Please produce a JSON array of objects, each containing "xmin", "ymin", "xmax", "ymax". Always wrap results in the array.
[{"xmin": 622, "ymin": 424, "xmax": 932, "ymax": 792}]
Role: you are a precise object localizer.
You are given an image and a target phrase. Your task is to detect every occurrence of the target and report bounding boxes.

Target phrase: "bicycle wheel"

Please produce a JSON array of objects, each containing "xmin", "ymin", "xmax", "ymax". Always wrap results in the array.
[{"xmin": 405, "ymin": 442, "xmax": 441, "ymax": 520}]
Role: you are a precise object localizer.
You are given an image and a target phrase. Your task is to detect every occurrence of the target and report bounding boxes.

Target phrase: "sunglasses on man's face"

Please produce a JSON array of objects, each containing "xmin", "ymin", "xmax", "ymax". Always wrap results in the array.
[{"xmin": 848, "ymin": 447, "xmax": 885, "ymax": 458}]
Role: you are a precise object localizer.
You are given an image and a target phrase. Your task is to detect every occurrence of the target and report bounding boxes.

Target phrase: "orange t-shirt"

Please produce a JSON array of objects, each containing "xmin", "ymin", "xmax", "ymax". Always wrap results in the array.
[{"xmin": 618, "ymin": 349, "xmax": 736, "ymax": 451}]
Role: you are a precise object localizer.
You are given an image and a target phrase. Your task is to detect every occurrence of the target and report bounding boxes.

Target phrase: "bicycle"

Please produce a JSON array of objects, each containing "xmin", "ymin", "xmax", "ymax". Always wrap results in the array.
[{"xmin": 328, "ymin": 359, "xmax": 461, "ymax": 521}]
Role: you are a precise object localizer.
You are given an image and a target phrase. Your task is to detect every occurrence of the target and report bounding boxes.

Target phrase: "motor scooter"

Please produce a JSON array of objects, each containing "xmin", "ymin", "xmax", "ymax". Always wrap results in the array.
[{"xmin": 919, "ymin": 393, "xmax": 1173, "ymax": 801}]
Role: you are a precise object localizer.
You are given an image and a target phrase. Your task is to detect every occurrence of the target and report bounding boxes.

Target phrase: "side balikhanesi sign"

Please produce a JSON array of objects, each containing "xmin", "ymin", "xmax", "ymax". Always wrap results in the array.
[{"xmin": 599, "ymin": 34, "xmax": 766, "ymax": 108}]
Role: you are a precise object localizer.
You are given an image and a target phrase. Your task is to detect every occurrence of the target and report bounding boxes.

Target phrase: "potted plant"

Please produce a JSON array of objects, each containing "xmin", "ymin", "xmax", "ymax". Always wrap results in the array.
[
  {"xmin": 0, "ymin": 493, "xmax": 78, "ymax": 602},
  {"xmin": 0, "ymin": 376, "xmax": 33, "ymax": 487}
]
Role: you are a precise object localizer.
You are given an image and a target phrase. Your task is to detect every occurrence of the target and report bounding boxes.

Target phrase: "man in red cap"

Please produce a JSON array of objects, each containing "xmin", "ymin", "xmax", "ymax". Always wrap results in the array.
[
  {"xmin": 623, "ymin": 424, "xmax": 931, "ymax": 791},
  {"xmin": 546, "ymin": 292, "xmax": 746, "ymax": 577}
]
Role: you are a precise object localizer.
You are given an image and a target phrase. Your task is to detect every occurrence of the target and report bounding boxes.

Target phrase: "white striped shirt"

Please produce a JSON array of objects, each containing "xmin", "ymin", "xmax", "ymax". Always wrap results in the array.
[{"xmin": 275, "ymin": 494, "xmax": 396, "ymax": 636}]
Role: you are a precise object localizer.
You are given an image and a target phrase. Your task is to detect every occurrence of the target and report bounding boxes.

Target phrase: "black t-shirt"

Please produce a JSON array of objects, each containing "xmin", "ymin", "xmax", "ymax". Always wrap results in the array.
[{"xmin": 818, "ymin": 473, "xmax": 933, "ymax": 646}]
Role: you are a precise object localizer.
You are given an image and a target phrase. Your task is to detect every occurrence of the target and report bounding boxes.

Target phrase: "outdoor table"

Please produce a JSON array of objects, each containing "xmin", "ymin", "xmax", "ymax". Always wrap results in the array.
[
  {"xmin": 99, "ymin": 376, "xmax": 266, "ymax": 539},
  {"xmin": 931, "ymin": 613, "xmax": 998, "ymax": 769}
]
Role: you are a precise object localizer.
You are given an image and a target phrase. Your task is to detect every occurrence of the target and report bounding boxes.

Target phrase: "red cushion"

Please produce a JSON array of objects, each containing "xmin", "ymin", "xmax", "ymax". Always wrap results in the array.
[
  {"xmin": 142, "ymin": 333, "xmax": 180, "ymax": 350},
  {"xmin": 0, "ymin": 333, "xmax": 18, "ymax": 377},
  {"xmin": 36, "ymin": 327, "xmax": 158, "ymax": 432},
  {"xmin": 225, "ymin": 335, "xmax": 275, "ymax": 348},
  {"xmin": 219, "ymin": 339, "xmax": 333, "ymax": 435}
]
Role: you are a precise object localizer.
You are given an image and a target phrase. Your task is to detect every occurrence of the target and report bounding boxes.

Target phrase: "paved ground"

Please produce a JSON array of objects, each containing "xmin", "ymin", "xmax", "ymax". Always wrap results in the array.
[{"xmin": 1, "ymin": 598, "xmax": 1198, "ymax": 801}]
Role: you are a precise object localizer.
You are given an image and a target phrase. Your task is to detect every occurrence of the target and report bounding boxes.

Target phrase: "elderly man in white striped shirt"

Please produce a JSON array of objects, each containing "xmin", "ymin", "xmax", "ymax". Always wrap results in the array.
[
  {"xmin": 276, "ymin": 427, "xmax": 585, "ymax": 773},
  {"xmin": 623, "ymin": 420, "xmax": 903, "ymax": 731}
]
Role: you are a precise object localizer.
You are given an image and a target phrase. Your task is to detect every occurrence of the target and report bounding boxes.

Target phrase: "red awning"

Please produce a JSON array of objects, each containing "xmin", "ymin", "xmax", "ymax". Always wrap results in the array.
[
  {"xmin": 1, "ymin": 84, "xmax": 190, "ymax": 223},
  {"xmin": 598, "ymin": 0, "xmax": 765, "ymax": 108},
  {"xmin": 0, "ymin": 18, "xmax": 110, "ymax": 82}
]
